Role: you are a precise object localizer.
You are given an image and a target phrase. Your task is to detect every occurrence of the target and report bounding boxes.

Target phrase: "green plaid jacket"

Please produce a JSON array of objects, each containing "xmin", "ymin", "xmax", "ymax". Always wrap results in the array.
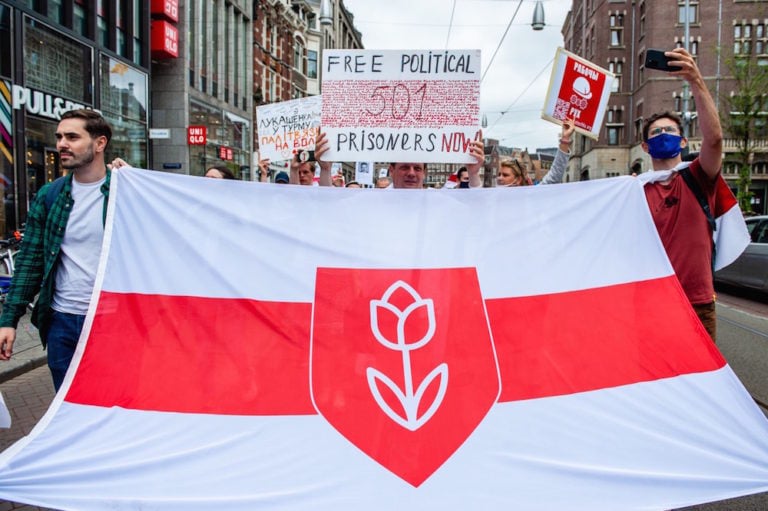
[{"xmin": 0, "ymin": 171, "xmax": 110, "ymax": 345}]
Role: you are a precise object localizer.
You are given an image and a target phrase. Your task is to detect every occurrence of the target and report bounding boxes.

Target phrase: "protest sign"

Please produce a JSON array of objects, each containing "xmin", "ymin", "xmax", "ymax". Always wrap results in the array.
[
  {"xmin": 355, "ymin": 161, "xmax": 374, "ymax": 186},
  {"xmin": 257, "ymin": 96, "xmax": 321, "ymax": 161},
  {"xmin": 321, "ymin": 49, "xmax": 481, "ymax": 164},
  {"xmin": 542, "ymin": 48, "xmax": 614, "ymax": 139}
]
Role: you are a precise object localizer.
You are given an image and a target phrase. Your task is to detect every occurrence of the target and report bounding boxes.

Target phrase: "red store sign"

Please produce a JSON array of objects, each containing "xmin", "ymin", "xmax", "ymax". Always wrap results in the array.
[
  {"xmin": 151, "ymin": 0, "xmax": 179, "ymax": 23},
  {"xmin": 219, "ymin": 146, "xmax": 234, "ymax": 161},
  {"xmin": 151, "ymin": 20, "xmax": 179, "ymax": 59},
  {"xmin": 187, "ymin": 126, "xmax": 207, "ymax": 146}
]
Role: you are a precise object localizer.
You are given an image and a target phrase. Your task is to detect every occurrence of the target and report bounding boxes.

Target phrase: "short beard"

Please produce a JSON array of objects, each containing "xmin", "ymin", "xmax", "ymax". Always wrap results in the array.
[{"xmin": 60, "ymin": 147, "xmax": 95, "ymax": 170}]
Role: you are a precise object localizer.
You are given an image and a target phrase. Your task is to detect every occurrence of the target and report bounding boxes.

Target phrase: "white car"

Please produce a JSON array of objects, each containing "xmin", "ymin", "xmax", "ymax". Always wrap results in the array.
[{"xmin": 714, "ymin": 215, "xmax": 768, "ymax": 293}]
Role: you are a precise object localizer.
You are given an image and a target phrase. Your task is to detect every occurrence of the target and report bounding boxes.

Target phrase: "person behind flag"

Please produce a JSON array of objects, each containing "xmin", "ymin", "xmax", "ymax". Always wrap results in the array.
[
  {"xmin": 205, "ymin": 165, "xmax": 235, "ymax": 180},
  {"xmin": 290, "ymin": 132, "xmax": 332, "ymax": 187},
  {"xmin": 456, "ymin": 167, "xmax": 470, "ymax": 188},
  {"xmin": 375, "ymin": 176, "xmax": 391, "ymax": 189},
  {"xmin": 497, "ymin": 118, "xmax": 574, "ymax": 187},
  {"xmin": 640, "ymin": 48, "xmax": 725, "ymax": 341},
  {"xmin": 387, "ymin": 133, "xmax": 485, "ymax": 189},
  {"xmin": 0, "ymin": 109, "xmax": 113, "ymax": 390}
]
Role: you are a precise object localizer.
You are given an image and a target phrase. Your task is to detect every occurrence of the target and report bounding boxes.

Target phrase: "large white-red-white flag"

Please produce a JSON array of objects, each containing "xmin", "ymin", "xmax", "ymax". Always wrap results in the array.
[{"xmin": 0, "ymin": 168, "xmax": 766, "ymax": 510}]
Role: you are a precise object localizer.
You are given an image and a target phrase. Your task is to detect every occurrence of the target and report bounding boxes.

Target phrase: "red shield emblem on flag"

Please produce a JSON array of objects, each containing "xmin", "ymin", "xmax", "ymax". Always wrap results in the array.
[{"xmin": 311, "ymin": 268, "xmax": 500, "ymax": 486}]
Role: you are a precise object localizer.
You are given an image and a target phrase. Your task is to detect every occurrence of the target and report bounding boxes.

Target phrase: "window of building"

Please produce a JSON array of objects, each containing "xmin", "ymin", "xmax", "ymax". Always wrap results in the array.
[
  {"xmin": 607, "ymin": 126, "xmax": 620, "ymax": 145},
  {"xmin": 73, "ymin": 0, "xmax": 88, "ymax": 37},
  {"xmin": 638, "ymin": 52, "xmax": 645, "ymax": 83},
  {"xmin": 212, "ymin": 2, "xmax": 219, "ymax": 97},
  {"xmin": 294, "ymin": 37, "xmax": 304, "ymax": 73},
  {"xmin": 47, "ymin": 0, "xmax": 63, "ymax": 24},
  {"xmin": 307, "ymin": 49, "xmax": 318, "ymax": 79},
  {"xmin": 0, "ymin": 5, "xmax": 11, "ymax": 79},
  {"xmin": 24, "ymin": 16, "xmax": 93, "ymax": 103},
  {"xmin": 639, "ymin": 2, "xmax": 645, "ymax": 39},
  {"xmin": 678, "ymin": 1, "xmax": 698, "ymax": 24},
  {"xmin": 608, "ymin": 61, "xmax": 622, "ymax": 92},
  {"xmin": 607, "ymin": 109, "xmax": 623, "ymax": 123},
  {"xmin": 611, "ymin": 29, "xmax": 621, "ymax": 47},
  {"xmin": 609, "ymin": 14, "xmax": 623, "ymax": 47},
  {"xmin": 241, "ymin": 14, "xmax": 248, "ymax": 110},
  {"xmin": 100, "ymin": 55, "xmax": 148, "ymax": 169},
  {"xmin": 734, "ymin": 23, "xmax": 754, "ymax": 56},
  {"xmin": 97, "ymin": 0, "xmax": 108, "ymax": 47}
]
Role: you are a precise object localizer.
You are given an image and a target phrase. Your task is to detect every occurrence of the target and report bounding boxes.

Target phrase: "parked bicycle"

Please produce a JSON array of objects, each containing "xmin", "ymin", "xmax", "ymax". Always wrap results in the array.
[{"xmin": 0, "ymin": 231, "xmax": 24, "ymax": 304}]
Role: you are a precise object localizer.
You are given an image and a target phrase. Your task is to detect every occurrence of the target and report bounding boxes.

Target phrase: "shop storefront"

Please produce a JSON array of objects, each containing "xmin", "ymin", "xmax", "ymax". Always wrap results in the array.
[
  {"xmin": 0, "ymin": 3, "xmax": 149, "ymax": 236},
  {"xmin": 188, "ymin": 98, "xmax": 251, "ymax": 179}
]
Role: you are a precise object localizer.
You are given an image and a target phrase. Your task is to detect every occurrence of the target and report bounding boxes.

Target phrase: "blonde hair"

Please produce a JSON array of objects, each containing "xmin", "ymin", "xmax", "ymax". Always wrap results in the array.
[{"xmin": 499, "ymin": 158, "xmax": 532, "ymax": 186}]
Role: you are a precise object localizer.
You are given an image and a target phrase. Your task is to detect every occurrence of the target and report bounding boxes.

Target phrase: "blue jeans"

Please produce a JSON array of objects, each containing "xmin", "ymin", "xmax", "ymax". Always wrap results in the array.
[{"xmin": 45, "ymin": 310, "xmax": 86, "ymax": 391}]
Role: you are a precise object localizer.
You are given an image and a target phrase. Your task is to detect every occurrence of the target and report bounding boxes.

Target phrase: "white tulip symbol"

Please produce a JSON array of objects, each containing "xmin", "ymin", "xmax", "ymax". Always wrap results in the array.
[{"xmin": 367, "ymin": 281, "xmax": 448, "ymax": 431}]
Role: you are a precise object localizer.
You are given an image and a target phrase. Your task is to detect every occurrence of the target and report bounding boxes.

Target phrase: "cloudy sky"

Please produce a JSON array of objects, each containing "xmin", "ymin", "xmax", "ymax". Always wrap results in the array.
[{"xmin": 342, "ymin": 0, "xmax": 572, "ymax": 151}]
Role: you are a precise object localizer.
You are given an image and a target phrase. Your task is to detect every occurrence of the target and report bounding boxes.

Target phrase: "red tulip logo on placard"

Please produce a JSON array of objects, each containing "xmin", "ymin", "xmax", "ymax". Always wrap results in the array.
[{"xmin": 311, "ymin": 267, "xmax": 500, "ymax": 487}]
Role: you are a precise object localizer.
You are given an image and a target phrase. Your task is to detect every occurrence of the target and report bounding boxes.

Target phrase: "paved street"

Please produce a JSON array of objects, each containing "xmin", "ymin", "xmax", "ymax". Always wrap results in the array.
[{"xmin": 0, "ymin": 291, "xmax": 766, "ymax": 510}]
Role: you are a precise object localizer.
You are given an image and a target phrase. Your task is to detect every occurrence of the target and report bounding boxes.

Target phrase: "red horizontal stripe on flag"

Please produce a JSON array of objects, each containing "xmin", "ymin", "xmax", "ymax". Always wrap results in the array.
[
  {"xmin": 65, "ymin": 292, "xmax": 316, "ymax": 415},
  {"xmin": 66, "ymin": 277, "xmax": 725, "ymax": 414},
  {"xmin": 486, "ymin": 276, "xmax": 725, "ymax": 403}
]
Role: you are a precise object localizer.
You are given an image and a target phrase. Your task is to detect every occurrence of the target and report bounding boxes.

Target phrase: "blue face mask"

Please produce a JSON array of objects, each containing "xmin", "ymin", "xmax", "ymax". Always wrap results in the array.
[{"xmin": 646, "ymin": 133, "xmax": 682, "ymax": 159}]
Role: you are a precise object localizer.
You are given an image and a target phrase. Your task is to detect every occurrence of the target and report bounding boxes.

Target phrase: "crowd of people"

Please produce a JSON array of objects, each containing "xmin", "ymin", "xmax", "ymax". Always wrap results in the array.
[{"xmin": 0, "ymin": 48, "xmax": 727, "ymax": 392}]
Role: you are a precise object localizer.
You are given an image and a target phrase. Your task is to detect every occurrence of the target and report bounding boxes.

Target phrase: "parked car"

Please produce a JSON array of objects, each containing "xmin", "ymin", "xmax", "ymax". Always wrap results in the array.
[{"xmin": 714, "ymin": 215, "xmax": 768, "ymax": 293}]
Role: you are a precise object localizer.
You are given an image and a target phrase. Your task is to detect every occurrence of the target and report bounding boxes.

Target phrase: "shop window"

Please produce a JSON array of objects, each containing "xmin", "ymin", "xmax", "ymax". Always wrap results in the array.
[
  {"xmin": 24, "ymin": 17, "xmax": 93, "ymax": 104},
  {"xmin": 100, "ymin": 55, "xmax": 148, "ymax": 123}
]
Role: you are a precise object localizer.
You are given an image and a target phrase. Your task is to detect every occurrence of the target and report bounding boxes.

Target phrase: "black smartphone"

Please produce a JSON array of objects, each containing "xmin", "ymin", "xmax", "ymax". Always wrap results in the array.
[
  {"xmin": 295, "ymin": 150, "xmax": 316, "ymax": 163},
  {"xmin": 645, "ymin": 49, "xmax": 680, "ymax": 72}
]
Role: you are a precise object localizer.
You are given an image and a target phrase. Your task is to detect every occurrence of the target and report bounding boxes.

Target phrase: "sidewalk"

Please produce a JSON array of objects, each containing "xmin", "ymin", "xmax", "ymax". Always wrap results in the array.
[{"xmin": 0, "ymin": 314, "xmax": 46, "ymax": 384}]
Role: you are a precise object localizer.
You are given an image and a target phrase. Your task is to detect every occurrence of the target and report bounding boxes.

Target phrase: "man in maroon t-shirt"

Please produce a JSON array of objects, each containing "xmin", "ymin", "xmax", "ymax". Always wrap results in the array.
[{"xmin": 641, "ymin": 48, "xmax": 723, "ymax": 341}]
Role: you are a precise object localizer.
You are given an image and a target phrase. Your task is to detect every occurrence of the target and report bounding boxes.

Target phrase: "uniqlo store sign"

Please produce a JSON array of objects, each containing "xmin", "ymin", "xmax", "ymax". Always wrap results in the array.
[
  {"xmin": 151, "ymin": 0, "xmax": 179, "ymax": 22},
  {"xmin": 150, "ymin": 0, "xmax": 179, "ymax": 59}
]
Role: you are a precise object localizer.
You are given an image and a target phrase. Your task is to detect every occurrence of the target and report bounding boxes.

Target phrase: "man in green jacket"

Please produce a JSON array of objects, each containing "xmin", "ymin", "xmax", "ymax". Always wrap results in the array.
[{"xmin": 0, "ymin": 109, "xmax": 111, "ymax": 391}]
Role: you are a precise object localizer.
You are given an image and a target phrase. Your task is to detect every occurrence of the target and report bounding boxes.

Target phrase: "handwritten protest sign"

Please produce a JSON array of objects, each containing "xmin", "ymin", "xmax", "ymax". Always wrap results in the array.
[
  {"xmin": 321, "ymin": 49, "xmax": 481, "ymax": 163},
  {"xmin": 542, "ymin": 48, "xmax": 614, "ymax": 140},
  {"xmin": 257, "ymin": 96, "xmax": 321, "ymax": 161}
]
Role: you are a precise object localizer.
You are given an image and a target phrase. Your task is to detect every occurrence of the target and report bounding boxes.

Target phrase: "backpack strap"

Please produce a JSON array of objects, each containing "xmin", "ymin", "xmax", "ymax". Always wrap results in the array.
[
  {"xmin": 678, "ymin": 167, "xmax": 717, "ymax": 272},
  {"xmin": 44, "ymin": 176, "xmax": 67, "ymax": 212}
]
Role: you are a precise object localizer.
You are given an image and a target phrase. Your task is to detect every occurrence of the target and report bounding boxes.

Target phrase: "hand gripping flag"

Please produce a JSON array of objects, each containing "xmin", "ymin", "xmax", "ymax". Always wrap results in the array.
[
  {"xmin": 638, "ymin": 163, "xmax": 751, "ymax": 271},
  {"xmin": 0, "ymin": 168, "xmax": 766, "ymax": 510}
]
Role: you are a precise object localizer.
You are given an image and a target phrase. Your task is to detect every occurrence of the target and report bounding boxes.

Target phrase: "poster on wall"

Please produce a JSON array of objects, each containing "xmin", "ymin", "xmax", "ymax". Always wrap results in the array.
[
  {"xmin": 256, "ymin": 96, "xmax": 322, "ymax": 162},
  {"xmin": 321, "ymin": 49, "xmax": 481, "ymax": 164},
  {"xmin": 541, "ymin": 47, "xmax": 614, "ymax": 140}
]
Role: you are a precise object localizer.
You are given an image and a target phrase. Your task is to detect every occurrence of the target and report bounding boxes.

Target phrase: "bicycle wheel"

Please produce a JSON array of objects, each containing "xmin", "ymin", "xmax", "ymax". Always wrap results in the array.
[{"xmin": 0, "ymin": 252, "xmax": 12, "ymax": 277}]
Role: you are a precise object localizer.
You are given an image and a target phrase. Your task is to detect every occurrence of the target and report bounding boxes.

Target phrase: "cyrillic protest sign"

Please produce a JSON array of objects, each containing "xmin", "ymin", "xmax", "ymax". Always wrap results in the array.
[
  {"xmin": 257, "ymin": 95, "xmax": 321, "ymax": 161},
  {"xmin": 542, "ymin": 47, "xmax": 614, "ymax": 139}
]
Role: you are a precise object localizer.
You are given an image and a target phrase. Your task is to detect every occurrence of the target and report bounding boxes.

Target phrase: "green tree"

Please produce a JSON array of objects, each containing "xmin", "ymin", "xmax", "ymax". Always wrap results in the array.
[{"xmin": 719, "ymin": 53, "xmax": 768, "ymax": 213}]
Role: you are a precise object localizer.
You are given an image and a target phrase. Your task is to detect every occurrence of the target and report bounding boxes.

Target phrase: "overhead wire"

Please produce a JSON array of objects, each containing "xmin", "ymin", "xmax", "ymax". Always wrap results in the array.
[
  {"xmin": 445, "ymin": 0, "xmax": 458, "ymax": 48},
  {"xmin": 480, "ymin": 0, "xmax": 524, "ymax": 83}
]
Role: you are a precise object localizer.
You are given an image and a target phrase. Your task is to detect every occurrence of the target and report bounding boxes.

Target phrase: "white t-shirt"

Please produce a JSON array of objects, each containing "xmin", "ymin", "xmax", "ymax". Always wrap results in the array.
[{"xmin": 51, "ymin": 176, "xmax": 106, "ymax": 315}]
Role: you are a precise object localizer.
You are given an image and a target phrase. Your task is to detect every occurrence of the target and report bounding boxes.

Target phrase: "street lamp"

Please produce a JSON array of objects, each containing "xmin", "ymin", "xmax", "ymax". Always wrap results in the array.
[
  {"xmin": 531, "ymin": 1, "xmax": 545, "ymax": 31},
  {"xmin": 320, "ymin": 0, "xmax": 333, "ymax": 26}
]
